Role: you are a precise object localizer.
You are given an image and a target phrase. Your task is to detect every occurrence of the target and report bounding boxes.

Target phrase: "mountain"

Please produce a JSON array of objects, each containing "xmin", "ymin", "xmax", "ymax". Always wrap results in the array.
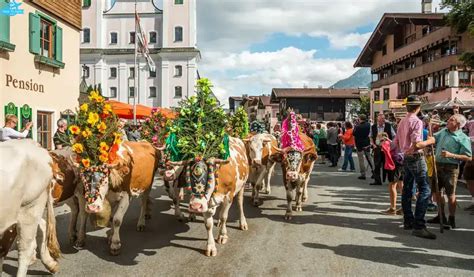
[{"xmin": 331, "ymin": 68, "xmax": 371, "ymax": 89}]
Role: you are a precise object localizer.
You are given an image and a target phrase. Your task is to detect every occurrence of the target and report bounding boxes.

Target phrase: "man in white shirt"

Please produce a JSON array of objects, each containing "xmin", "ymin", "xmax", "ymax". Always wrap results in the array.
[{"xmin": 0, "ymin": 114, "xmax": 32, "ymax": 142}]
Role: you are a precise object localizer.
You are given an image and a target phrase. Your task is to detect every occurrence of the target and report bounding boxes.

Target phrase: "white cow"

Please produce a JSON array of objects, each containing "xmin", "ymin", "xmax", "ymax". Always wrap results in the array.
[{"xmin": 0, "ymin": 140, "xmax": 61, "ymax": 276}]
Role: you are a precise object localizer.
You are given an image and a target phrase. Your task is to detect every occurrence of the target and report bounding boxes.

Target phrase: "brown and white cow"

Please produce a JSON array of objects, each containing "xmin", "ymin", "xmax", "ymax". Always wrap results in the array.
[
  {"xmin": 77, "ymin": 141, "xmax": 159, "ymax": 255},
  {"xmin": 244, "ymin": 133, "xmax": 278, "ymax": 206},
  {"xmin": 271, "ymin": 133, "xmax": 317, "ymax": 220},
  {"xmin": 163, "ymin": 137, "xmax": 249, "ymax": 256}
]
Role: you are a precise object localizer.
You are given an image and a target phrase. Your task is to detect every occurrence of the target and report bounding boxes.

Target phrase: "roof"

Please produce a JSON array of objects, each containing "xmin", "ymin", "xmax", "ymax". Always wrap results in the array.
[
  {"xmin": 271, "ymin": 88, "xmax": 361, "ymax": 102},
  {"xmin": 229, "ymin": 96, "xmax": 243, "ymax": 101},
  {"xmin": 354, "ymin": 13, "xmax": 445, "ymax": 67},
  {"xmin": 259, "ymin": 96, "xmax": 271, "ymax": 106}
]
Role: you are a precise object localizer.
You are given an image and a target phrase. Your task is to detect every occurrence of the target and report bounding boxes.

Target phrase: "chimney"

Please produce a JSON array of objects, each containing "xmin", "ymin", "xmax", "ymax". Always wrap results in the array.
[{"xmin": 422, "ymin": 0, "xmax": 432, "ymax": 14}]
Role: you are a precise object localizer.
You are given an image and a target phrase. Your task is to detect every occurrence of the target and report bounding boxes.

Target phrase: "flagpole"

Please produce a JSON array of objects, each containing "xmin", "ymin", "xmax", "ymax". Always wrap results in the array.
[{"xmin": 133, "ymin": 0, "xmax": 138, "ymax": 124}]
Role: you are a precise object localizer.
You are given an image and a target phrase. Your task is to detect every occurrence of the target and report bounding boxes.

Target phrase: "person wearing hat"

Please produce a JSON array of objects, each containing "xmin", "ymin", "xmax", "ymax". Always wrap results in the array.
[{"xmin": 393, "ymin": 95, "xmax": 436, "ymax": 239}]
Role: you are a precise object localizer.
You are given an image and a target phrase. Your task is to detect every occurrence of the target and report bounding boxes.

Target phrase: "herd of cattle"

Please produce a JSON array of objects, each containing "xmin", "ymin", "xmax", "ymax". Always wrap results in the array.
[{"xmin": 0, "ymin": 132, "xmax": 317, "ymax": 276}]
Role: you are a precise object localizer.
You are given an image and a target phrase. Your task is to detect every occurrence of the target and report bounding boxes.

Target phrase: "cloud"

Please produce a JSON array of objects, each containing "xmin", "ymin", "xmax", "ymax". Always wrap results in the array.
[{"xmin": 327, "ymin": 32, "xmax": 373, "ymax": 49}]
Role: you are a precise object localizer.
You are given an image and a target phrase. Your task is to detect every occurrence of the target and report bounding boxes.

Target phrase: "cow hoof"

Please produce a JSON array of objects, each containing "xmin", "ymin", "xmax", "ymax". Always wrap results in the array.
[
  {"xmin": 45, "ymin": 262, "xmax": 59, "ymax": 274},
  {"xmin": 177, "ymin": 214, "xmax": 186, "ymax": 222},
  {"xmin": 74, "ymin": 239, "xmax": 85, "ymax": 249},
  {"xmin": 284, "ymin": 213, "xmax": 293, "ymax": 220},
  {"xmin": 217, "ymin": 235, "xmax": 228, "ymax": 245},
  {"xmin": 253, "ymin": 200, "xmax": 262, "ymax": 207},
  {"xmin": 110, "ymin": 243, "xmax": 121, "ymax": 256},
  {"xmin": 296, "ymin": 206, "xmax": 303, "ymax": 212},
  {"xmin": 145, "ymin": 214, "xmax": 152, "ymax": 220},
  {"xmin": 29, "ymin": 254, "xmax": 37, "ymax": 266},
  {"xmin": 136, "ymin": 224, "xmax": 145, "ymax": 232},
  {"xmin": 69, "ymin": 235, "xmax": 77, "ymax": 245},
  {"xmin": 205, "ymin": 245, "xmax": 217, "ymax": 257},
  {"xmin": 260, "ymin": 189, "xmax": 270, "ymax": 195},
  {"xmin": 240, "ymin": 222, "xmax": 249, "ymax": 231},
  {"xmin": 188, "ymin": 214, "xmax": 196, "ymax": 222}
]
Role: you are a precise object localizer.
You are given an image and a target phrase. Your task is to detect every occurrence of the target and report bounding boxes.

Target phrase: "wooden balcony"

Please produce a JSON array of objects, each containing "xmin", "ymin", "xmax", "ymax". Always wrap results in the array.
[{"xmin": 371, "ymin": 54, "xmax": 461, "ymax": 88}]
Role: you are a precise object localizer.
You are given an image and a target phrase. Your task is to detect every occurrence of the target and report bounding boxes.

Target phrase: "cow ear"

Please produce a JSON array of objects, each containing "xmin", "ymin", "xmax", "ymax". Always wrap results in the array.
[
  {"xmin": 307, "ymin": 153, "xmax": 318, "ymax": 162},
  {"xmin": 270, "ymin": 153, "xmax": 283, "ymax": 163}
]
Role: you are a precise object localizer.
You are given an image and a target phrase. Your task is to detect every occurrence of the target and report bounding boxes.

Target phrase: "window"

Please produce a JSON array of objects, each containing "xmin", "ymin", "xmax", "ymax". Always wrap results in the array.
[
  {"xmin": 29, "ymin": 13, "xmax": 64, "ymax": 68},
  {"xmin": 374, "ymin": 90, "xmax": 380, "ymax": 101},
  {"xmin": 175, "ymin": 0, "xmax": 184, "ymax": 4},
  {"xmin": 175, "ymin": 27, "xmax": 183, "ymax": 42},
  {"xmin": 129, "ymin": 32, "xmax": 135, "ymax": 44},
  {"xmin": 83, "ymin": 66, "xmax": 90, "ymax": 78},
  {"xmin": 110, "ymin": 67, "xmax": 117, "ymax": 78},
  {"xmin": 149, "ymin": 69, "xmax": 156, "ymax": 78},
  {"xmin": 175, "ymin": 65, "xmax": 182, "ymax": 77},
  {"xmin": 382, "ymin": 44, "xmax": 387, "ymax": 56},
  {"xmin": 174, "ymin": 86, "xmax": 182, "ymax": 98},
  {"xmin": 459, "ymin": 71, "xmax": 471, "ymax": 86},
  {"xmin": 129, "ymin": 67, "xmax": 135, "ymax": 78},
  {"xmin": 110, "ymin": 32, "xmax": 117, "ymax": 44},
  {"xmin": 37, "ymin": 111, "xmax": 53, "ymax": 150},
  {"xmin": 110, "ymin": 87, "xmax": 117, "ymax": 98},
  {"xmin": 83, "ymin": 28, "xmax": 90, "ymax": 43},
  {"xmin": 149, "ymin": 31, "xmax": 157, "ymax": 43},
  {"xmin": 383, "ymin": 88, "xmax": 389, "ymax": 100},
  {"xmin": 82, "ymin": 0, "xmax": 91, "ymax": 8},
  {"xmin": 0, "ymin": 1, "xmax": 15, "ymax": 51},
  {"xmin": 149, "ymin": 87, "xmax": 157, "ymax": 98},
  {"xmin": 129, "ymin": 87, "xmax": 135, "ymax": 98}
]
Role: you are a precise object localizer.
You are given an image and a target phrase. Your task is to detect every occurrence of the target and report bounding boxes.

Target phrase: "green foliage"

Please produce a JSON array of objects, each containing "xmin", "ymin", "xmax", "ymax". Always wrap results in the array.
[
  {"xmin": 167, "ymin": 78, "xmax": 229, "ymax": 161},
  {"xmin": 442, "ymin": 0, "xmax": 474, "ymax": 67},
  {"xmin": 227, "ymin": 107, "xmax": 249, "ymax": 139},
  {"xmin": 348, "ymin": 95, "xmax": 371, "ymax": 119},
  {"xmin": 140, "ymin": 108, "xmax": 176, "ymax": 146}
]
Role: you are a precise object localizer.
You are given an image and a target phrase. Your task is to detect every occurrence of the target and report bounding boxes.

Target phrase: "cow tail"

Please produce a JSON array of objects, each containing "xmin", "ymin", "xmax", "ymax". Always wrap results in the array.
[{"xmin": 46, "ymin": 184, "xmax": 61, "ymax": 260}]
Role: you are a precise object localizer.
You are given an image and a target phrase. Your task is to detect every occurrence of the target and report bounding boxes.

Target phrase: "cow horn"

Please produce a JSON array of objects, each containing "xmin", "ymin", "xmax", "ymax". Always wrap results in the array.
[
  {"xmin": 166, "ymin": 160, "xmax": 186, "ymax": 166},
  {"xmin": 263, "ymin": 138, "xmax": 272, "ymax": 143},
  {"xmin": 303, "ymin": 146, "xmax": 315, "ymax": 153},
  {"xmin": 69, "ymin": 155, "xmax": 80, "ymax": 167},
  {"xmin": 155, "ymin": 144, "xmax": 166, "ymax": 151},
  {"xmin": 242, "ymin": 138, "xmax": 250, "ymax": 142},
  {"xmin": 210, "ymin": 158, "xmax": 229, "ymax": 165},
  {"xmin": 272, "ymin": 145, "xmax": 283, "ymax": 152}
]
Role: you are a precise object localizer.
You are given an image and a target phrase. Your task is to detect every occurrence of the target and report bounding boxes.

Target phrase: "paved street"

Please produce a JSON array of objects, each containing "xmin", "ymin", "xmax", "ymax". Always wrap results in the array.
[{"xmin": 4, "ymin": 160, "xmax": 474, "ymax": 276}]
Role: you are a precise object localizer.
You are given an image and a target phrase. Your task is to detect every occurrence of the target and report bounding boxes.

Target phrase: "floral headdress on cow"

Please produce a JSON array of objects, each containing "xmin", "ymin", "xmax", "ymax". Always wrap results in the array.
[
  {"xmin": 250, "ymin": 120, "xmax": 266, "ymax": 134},
  {"xmin": 165, "ymin": 78, "xmax": 230, "ymax": 198},
  {"xmin": 140, "ymin": 107, "xmax": 176, "ymax": 146},
  {"xmin": 69, "ymin": 91, "xmax": 122, "ymax": 202},
  {"xmin": 280, "ymin": 111, "xmax": 304, "ymax": 152},
  {"xmin": 226, "ymin": 106, "xmax": 249, "ymax": 139}
]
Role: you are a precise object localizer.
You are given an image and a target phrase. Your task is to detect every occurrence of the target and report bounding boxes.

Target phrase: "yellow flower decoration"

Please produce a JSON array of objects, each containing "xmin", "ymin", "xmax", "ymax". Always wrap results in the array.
[
  {"xmin": 87, "ymin": 112, "xmax": 99, "ymax": 126},
  {"xmin": 72, "ymin": 143, "xmax": 84, "ymax": 154},
  {"xmin": 81, "ymin": 158, "xmax": 91, "ymax": 168},
  {"xmin": 69, "ymin": 125, "xmax": 81, "ymax": 135},
  {"xmin": 113, "ymin": 132, "xmax": 123, "ymax": 144},
  {"xmin": 97, "ymin": 121, "xmax": 107, "ymax": 133},
  {"xmin": 103, "ymin": 104, "xmax": 113, "ymax": 115},
  {"xmin": 99, "ymin": 151, "xmax": 109, "ymax": 163},
  {"xmin": 80, "ymin": 103, "xmax": 88, "ymax": 112},
  {"xmin": 81, "ymin": 128, "xmax": 92, "ymax": 139},
  {"xmin": 89, "ymin": 91, "xmax": 104, "ymax": 103},
  {"xmin": 99, "ymin": 141, "xmax": 109, "ymax": 152}
]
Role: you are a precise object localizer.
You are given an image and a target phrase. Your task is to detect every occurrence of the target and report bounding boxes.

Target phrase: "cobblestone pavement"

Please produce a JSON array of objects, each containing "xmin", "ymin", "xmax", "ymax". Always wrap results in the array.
[{"xmin": 3, "ymin": 160, "xmax": 474, "ymax": 276}]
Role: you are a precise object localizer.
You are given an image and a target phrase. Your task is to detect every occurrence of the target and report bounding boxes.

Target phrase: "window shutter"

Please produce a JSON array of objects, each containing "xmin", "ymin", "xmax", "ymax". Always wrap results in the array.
[
  {"xmin": 0, "ymin": 1, "xmax": 10, "ymax": 42},
  {"xmin": 55, "ymin": 25, "xmax": 63, "ymax": 62},
  {"xmin": 83, "ymin": 0, "xmax": 91, "ymax": 7},
  {"xmin": 29, "ymin": 12, "xmax": 41, "ymax": 54}
]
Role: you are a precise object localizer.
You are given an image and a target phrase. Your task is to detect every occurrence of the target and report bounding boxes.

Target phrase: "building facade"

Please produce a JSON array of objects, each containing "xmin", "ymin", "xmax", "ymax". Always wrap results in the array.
[
  {"xmin": 0, "ymin": 0, "xmax": 81, "ymax": 150},
  {"xmin": 80, "ymin": 0, "xmax": 199, "ymax": 108},
  {"xmin": 355, "ymin": 7, "xmax": 474, "ymax": 119}
]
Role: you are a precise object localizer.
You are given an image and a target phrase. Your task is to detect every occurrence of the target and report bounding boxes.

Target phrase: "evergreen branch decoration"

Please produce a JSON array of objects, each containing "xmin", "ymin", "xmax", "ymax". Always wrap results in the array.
[
  {"xmin": 166, "ymin": 78, "xmax": 229, "ymax": 161},
  {"xmin": 227, "ymin": 107, "xmax": 249, "ymax": 139}
]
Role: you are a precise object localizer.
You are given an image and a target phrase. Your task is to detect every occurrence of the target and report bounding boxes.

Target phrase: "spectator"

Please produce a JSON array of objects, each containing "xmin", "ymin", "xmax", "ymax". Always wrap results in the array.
[
  {"xmin": 326, "ymin": 122, "xmax": 339, "ymax": 167},
  {"xmin": 0, "ymin": 114, "xmax": 32, "ymax": 142},
  {"xmin": 370, "ymin": 114, "xmax": 396, "ymax": 186},
  {"xmin": 53, "ymin": 118, "xmax": 71, "ymax": 150},
  {"xmin": 118, "ymin": 119, "xmax": 129, "ymax": 141},
  {"xmin": 338, "ymin": 121, "xmax": 355, "ymax": 172},
  {"xmin": 353, "ymin": 114, "xmax": 373, "ymax": 180},
  {"xmin": 464, "ymin": 109, "xmax": 474, "ymax": 215},
  {"xmin": 427, "ymin": 114, "xmax": 472, "ymax": 229},
  {"xmin": 313, "ymin": 123, "xmax": 328, "ymax": 164},
  {"xmin": 394, "ymin": 95, "xmax": 436, "ymax": 239}
]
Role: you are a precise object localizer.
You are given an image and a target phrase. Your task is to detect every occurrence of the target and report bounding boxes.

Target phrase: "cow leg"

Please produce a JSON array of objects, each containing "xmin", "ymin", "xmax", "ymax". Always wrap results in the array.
[
  {"xmin": 285, "ymin": 187, "xmax": 294, "ymax": 220},
  {"xmin": 37, "ymin": 218, "xmax": 58, "ymax": 273},
  {"xmin": 74, "ymin": 195, "xmax": 88, "ymax": 248},
  {"xmin": 302, "ymin": 162, "xmax": 315, "ymax": 203},
  {"xmin": 66, "ymin": 197, "xmax": 79, "ymax": 244},
  {"xmin": 217, "ymin": 196, "xmax": 231, "ymax": 245},
  {"xmin": 238, "ymin": 186, "xmax": 248, "ymax": 230},
  {"xmin": 137, "ymin": 187, "xmax": 151, "ymax": 231},
  {"xmin": 253, "ymin": 171, "xmax": 266, "ymax": 206},
  {"xmin": 171, "ymin": 184, "xmax": 186, "ymax": 222},
  {"xmin": 295, "ymin": 185, "xmax": 303, "ymax": 212},
  {"xmin": 263, "ymin": 163, "xmax": 276, "ymax": 194},
  {"xmin": 204, "ymin": 211, "xmax": 217, "ymax": 257},
  {"xmin": 110, "ymin": 192, "xmax": 130, "ymax": 256},
  {"xmin": 16, "ymin": 192, "xmax": 48, "ymax": 277}
]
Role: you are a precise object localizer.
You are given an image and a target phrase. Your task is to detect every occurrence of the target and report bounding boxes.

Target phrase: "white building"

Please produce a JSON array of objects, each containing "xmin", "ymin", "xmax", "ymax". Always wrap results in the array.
[{"xmin": 80, "ymin": 0, "xmax": 199, "ymax": 108}]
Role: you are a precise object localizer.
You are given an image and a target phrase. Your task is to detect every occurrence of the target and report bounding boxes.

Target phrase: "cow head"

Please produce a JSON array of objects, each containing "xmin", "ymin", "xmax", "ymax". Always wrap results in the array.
[
  {"xmin": 80, "ymin": 166, "xmax": 110, "ymax": 214},
  {"xmin": 271, "ymin": 146, "xmax": 317, "ymax": 184},
  {"xmin": 244, "ymin": 135, "xmax": 272, "ymax": 169}
]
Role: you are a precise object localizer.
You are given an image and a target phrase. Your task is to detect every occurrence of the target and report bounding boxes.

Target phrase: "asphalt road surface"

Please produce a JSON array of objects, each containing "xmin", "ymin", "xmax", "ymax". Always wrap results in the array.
[{"xmin": 3, "ymin": 161, "xmax": 474, "ymax": 276}]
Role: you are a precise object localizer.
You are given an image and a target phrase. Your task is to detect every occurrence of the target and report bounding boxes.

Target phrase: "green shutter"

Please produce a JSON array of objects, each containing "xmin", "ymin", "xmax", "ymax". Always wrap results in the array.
[
  {"xmin": 83, "ymin": 0, "xmax": 91, "ymax": 8},
  {"xmin": 0, "ymin": 1, "xmax": 10, "ymax": 42},
  {"xmin": 29, "ymin": 12, "xmax": 40, "ymax": 55},
  {"xmin": 54, "ymin": 25, "xmax": 63, "ymax": 62},
  {"xmin": 20, "ymin": 104, "xmax": 33, "ymax": 138}
]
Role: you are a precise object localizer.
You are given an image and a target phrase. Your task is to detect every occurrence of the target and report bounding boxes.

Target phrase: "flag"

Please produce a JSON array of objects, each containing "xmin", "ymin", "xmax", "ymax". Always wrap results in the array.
[{"xmin": 135, "ymin": 12, "xmax": 156, "ymax": 72}]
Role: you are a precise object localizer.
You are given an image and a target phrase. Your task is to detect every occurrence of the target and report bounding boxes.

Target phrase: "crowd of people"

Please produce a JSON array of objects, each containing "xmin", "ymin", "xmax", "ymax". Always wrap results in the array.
[{"xmin": 309, "ymin": 95, "xmax": 473, "ymax": 240}]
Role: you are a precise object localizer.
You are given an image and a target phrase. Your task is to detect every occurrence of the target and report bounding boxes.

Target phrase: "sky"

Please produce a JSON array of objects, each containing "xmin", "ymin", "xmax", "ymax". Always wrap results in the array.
[{"xmin": 195, "ymin": 0, "xmax": 446, "ymax": 106}]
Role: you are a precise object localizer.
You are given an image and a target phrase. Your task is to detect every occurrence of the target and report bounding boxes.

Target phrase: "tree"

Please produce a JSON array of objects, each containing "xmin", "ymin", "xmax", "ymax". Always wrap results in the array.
[
  {"xmin": 348, "ymin": 95, "xmax": 371, "ymax": 120},
  {"xmin": 442, "ymin": 0, "xmax": 474, "ymax": 67}
]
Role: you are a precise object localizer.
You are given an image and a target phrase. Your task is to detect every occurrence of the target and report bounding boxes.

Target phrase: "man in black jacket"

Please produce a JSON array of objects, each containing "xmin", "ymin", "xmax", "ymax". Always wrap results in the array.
[
  {"xmin": 370, "ymin": 113, "xmax": 396, "ymax": 185},
  {"xmin": 353, "ymin": 114, "xmax": 373, "ymax": 180}
]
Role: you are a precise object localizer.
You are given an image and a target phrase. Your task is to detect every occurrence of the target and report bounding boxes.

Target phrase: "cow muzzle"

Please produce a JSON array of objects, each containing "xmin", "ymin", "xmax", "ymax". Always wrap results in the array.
[
  {"xmin": 163, "ymin": 170, "xmax": 176, "ymax": 182},
  {"xmin": 86, "ymin": 203, "xmax": 102, "ymax": 213},
  {"xmin": 286, "ymin": 171, "xmax": 299, "ymax": 182},
  {"xmin": 188, "ymin": 198, "xmax": 208, "ymax": 213}
]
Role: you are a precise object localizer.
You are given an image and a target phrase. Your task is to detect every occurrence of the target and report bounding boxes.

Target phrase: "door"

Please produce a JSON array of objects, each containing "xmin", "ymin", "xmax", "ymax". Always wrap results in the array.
[{"xmin": 37, "ymin": 111, "xmax": 53, "ymax": 150}]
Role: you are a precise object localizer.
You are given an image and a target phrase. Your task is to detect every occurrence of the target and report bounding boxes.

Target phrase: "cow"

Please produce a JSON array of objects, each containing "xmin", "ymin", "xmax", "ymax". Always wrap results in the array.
[
  {"xmin": 0, "ymin": 140, "xmax": 61, "ymax": 276},
  {"xmin": 163, "ymin": 137, "xmax": 249, "ymax": 256},
  {"xmin": 271, "ymin": 133, "xmax": 317, "ymax": 220},
  {"xmin": 243, "ymin": 133, "xmax": 278, "ymax": 206},
  {"xmin": 76, "ymin": 141, "xmax": 159, "ymax": 255}
]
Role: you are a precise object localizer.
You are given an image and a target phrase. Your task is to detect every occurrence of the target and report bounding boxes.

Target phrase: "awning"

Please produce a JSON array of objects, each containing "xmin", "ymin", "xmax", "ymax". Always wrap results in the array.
[
  {"xmin": 421, "ymin": 98, "xmax": 474, "ymax": 111},
  {"xmin": 106, "ymin": 100, "xmax": 152, "ymax": 119}
]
